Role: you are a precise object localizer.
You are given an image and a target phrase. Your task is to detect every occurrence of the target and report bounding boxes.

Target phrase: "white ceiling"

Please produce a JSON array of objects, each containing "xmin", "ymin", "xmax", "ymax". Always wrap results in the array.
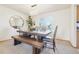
[{"xmin": 1, "ymin": 4, "xmax": 71, "ymax": 16}]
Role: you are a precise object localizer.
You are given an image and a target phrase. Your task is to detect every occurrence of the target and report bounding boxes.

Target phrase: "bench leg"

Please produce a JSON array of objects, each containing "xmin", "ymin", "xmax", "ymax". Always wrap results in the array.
[
  {"xmin": 32, "ymin": 47, "xmax": 41, "ymax": 54},
  {"xmin": 14, "ymin": 39, "xmax": 22, "ymax": 45}
]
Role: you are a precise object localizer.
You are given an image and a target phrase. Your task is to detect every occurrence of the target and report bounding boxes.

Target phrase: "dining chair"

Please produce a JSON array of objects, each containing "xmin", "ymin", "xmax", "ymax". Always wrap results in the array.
[{"xmin": 43, "ymin": 25, "xmax": 58, "ymax": 53}]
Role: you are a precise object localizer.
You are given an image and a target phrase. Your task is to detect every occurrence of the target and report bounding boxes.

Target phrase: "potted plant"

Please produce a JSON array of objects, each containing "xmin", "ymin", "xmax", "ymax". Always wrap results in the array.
[{"xmin": 26, "ymin": 16, "xmax": 34, "ymax": 31}]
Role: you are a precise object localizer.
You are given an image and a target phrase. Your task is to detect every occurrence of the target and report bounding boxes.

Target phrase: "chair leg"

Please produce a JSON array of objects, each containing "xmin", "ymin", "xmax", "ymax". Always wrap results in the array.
[
  {"xmin": 53, "ymin": 47, "xmax": 55, "ymax": 53},
  {"xmin": 53, "ymin": 40, "xmax": 56, "ymax": 53}
]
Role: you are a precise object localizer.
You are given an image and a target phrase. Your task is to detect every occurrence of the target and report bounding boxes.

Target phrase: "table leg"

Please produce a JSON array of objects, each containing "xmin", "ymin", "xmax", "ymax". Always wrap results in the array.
[
  {"xmin": 14, "ymin": 39, "xmax": 22, "ymax": 45},
  {"xmin": 32, "ymin": 47, "xmax": 41, "ymax": 54}
]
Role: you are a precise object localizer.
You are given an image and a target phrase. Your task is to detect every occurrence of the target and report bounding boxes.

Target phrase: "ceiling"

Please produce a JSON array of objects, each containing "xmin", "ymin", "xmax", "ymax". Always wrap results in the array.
[{"xmin": 1, "ymin": 4, "xmax": 71, "ymax": 16}]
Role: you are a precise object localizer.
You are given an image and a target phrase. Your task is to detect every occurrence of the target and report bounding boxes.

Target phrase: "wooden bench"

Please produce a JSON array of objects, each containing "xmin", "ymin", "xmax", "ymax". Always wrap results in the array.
[{"xmin": 12, "ymin": 35, "xmax": 44, "ymax": 54}]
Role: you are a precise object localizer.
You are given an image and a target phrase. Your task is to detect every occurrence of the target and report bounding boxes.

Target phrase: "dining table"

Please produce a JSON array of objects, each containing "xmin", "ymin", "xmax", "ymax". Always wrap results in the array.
[
  {"xmin": 12, "ymin": 30, "xmax": 51, "ymax": 54},
  {"xmin": 17, "ymin": 30, "xmax": 51, "ymax": 42}
]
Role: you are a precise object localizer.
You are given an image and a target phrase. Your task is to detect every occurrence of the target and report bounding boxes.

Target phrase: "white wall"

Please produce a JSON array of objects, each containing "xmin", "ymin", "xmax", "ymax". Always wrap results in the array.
[
  {"xmin": 70, "ymin": 5, "xmax": 77, "ymax": 47},
  {"xmin": 33, "ymin": 8, "xmax": 71, "ymax": 41},
  {"xmin": 0, "ymin": 5, "xmax": 28, "ymax": 41},
  {"xmin": 33, "ymin": 6, "xmax": 77, "ymax": 47}
]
